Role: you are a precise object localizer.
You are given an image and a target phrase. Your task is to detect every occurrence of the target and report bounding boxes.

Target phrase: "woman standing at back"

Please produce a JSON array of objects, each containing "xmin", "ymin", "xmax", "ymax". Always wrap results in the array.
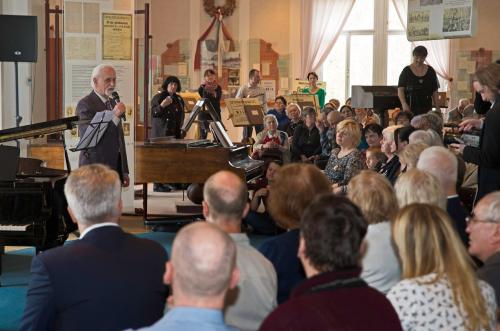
[
  {"xmin": 302, "ymin": 72, "xmax": 326, "ymax": 109},
  {"xmin": 387, "ymin": 204, "xmax": 496, "ymax": 331}
]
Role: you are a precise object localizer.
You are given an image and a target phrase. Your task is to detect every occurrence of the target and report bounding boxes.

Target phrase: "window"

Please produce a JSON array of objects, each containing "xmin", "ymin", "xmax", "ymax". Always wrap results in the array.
[{"xmin": 323, "ymin": 0, "xmax": 414, "ymax": 103}]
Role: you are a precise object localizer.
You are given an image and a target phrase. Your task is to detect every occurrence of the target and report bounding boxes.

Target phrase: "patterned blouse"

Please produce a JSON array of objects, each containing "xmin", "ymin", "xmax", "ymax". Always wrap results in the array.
[
  {"xmin": 387, "ymin": 273, "xmax": 497, "ymax": 331},
  {"xmin": 324, "ymin": 148, "xmax": 364, "ymax": 187}
]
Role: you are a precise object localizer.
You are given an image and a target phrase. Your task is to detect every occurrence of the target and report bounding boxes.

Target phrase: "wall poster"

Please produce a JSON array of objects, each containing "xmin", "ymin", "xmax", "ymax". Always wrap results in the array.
[
  {"xmin": 102, "ymin": 13, "xmax": 132, "ymax": 60},
  {"xmin": 407, "ymin": 0, "xmax": 476, "ymax": 41}
]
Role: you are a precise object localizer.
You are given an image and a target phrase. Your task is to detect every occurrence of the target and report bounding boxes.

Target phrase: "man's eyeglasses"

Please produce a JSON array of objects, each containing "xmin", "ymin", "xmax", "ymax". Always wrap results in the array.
[{"xmin": 465, "ymin": 215, "xmax": 498, "ymax": 225}]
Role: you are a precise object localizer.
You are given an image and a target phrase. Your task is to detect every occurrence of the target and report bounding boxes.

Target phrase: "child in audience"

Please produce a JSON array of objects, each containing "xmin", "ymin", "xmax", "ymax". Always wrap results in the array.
[{"xmin": 366, "ymin": 147, "xmax": 387, "ymax": 172}]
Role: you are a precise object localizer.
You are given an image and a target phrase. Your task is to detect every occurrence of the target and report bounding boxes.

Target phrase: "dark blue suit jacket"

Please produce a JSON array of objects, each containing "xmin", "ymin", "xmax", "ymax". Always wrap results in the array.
[
  {"xmin": 77, "ymin": 91, "xmax": 129, "ymax": 177},
  {"xmin": 19, "ymin": 226, "xmax": 168, "ymax": 331}
]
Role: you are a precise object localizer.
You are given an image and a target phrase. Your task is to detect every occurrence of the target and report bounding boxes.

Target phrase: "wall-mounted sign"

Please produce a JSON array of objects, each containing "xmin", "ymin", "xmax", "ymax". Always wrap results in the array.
[
  {"xmin": 102, "ymin": 13, "xmax": 132, "ymax": 60},
  {"xmin": 407, "ymin": 0, "xmax": 476, "ymax": 41}
]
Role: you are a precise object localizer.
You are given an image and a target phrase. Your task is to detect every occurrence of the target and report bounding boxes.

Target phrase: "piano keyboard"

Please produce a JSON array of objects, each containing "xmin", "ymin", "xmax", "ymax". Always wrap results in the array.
[{"xmin": 0, "ymin": 223, "xmax": 32, "ymax": 231}]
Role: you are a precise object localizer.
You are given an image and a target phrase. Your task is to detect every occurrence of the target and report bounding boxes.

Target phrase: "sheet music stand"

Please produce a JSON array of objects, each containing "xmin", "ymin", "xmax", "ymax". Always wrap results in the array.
[
  {"xmin": 70, "ymin": 111, "xmax": 113, "ymax": 153},
  {"xmin": 180, "ymin": 98, "xmax": 225, "ymax": 137}
]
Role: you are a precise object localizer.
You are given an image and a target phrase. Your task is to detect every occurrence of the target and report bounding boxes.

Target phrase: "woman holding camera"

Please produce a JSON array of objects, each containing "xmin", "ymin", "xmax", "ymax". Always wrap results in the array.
[{"xmin": 451, "ymin": 63, "xmax": 500, "ymax": 202}]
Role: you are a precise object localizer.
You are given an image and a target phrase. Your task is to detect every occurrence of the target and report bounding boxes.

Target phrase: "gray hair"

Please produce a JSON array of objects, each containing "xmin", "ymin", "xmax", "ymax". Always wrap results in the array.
[
  {"xmin": 263, "ymin": 114, "xmax": 278, "ymax": 126},
  {"xmin": 478, "ymin": 192, "xmax": 500, "ymax": 222},
  {"xmin": 417, "ymin": 146, "xmax": 458, "ymax": 191},
  {"xmin": 395, "ymin": 168, "xmax": 446, "ymax": 210},
  {"xmin": 90, "ymin": 64, "xmax": 115, "ymax": 89},
  {"xmin": 172, "ymin": 222, "xmax": 236, "ymax": 297},
  {"xmin": 411, "ymin": 113, "xmax": 443, "ymax": 137},
  {"xmin": 64, "ymin": 164, "xmax": 121, "ymax": 225},
  {"xmin": 409, "ymin": 129, "xmax": 443, "ymax": 146}
]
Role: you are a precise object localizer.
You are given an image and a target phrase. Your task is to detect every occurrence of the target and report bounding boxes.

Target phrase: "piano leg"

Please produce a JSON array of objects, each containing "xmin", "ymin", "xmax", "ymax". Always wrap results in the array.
[{"xmin": 142, "ymin": 183, "xmax": 148, "ymax": 223}]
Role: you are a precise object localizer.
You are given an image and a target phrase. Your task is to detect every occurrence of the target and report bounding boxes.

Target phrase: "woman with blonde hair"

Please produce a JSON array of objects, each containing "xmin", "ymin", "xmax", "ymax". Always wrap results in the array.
[
  {"xmin": 387, "ymin": 203, "xmax": 496, "ymax": 330},
  {"xmin": 348, "ymin": 171, "xmax": 400, "ymax": 294},
  {"xmin": 399, "ymin": 142, "xmax": 429, "ymax": 171},
  {"xmin": 324, "ymin": 119, "xmax": 364, "ymax": 194},
  {"xmin": 394, "ymin": 168, "xmax": 446, "ymax": 210}
]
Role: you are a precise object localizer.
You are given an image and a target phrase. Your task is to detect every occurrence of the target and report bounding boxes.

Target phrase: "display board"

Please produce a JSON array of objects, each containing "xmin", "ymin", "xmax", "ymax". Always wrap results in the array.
[
  {"xmin": 284, "ymin": 93, "xmax": 320, "ymax": 115},
  {"xmin": 407, "ymin": 0, "xmax": 476, "ymax": 41},
  {"xmin": 225, "ymin": 98, "xmax": 264, "ymax": 127}
]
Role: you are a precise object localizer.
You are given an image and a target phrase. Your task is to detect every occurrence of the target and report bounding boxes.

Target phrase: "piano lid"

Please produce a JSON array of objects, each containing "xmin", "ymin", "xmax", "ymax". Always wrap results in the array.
[{"xmin": 0, "ymin": 116, "xmax": 78, "ymax": 143}]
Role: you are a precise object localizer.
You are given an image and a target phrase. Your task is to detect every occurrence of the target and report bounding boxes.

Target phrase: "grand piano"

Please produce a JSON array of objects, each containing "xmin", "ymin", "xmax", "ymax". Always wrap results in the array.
[
  {"xmin": 0, "ymin": 117, "xmax": 79, "ymax": 282},
  {"xmin": 136, "ymin": 99, "xmax": 264, "ymax": 223}
]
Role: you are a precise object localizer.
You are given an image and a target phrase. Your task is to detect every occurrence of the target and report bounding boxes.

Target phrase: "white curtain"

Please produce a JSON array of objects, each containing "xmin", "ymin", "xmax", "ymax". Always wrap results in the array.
[
  {"xmin": 300, "ymin": 0, "xmax": 356, "ymax": 78},
  {"xmin": 392, "ymin": 0, "xmax": 453, "ymax": 81}
]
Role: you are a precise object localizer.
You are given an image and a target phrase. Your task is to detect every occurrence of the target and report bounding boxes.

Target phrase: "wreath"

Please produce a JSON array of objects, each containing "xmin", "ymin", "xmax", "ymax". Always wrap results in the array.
[{"xmin": 203, "ymin": 0, "xmax": 237, "ymax": 17}]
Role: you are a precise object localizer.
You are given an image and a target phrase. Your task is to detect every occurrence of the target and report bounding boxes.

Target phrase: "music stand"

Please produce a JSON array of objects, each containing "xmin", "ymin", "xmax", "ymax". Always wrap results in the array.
[
  {"xmin": 70, "ymin": 111, "xmax": 114, "ymax": 153},
  {"xmin": 180, "ymin": 98, "xmax": 225, "ymax": 137}
]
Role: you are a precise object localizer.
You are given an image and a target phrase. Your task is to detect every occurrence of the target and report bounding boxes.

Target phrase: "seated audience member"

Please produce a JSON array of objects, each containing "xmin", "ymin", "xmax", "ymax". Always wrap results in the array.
[
  {"xmin": 348, "ymin": 171, "xmax": 401, "ymax": 294},
  {"xmin": 363, "ymin": 123, "xmax": 383, "ymax": 148},
  {"xmin": 253, "ymin": 114, "xmax": 290, "ymax": 163},
  {"xmin": 327, "ymin": 98, "xmax": 340, "ymax": 110},
  {"xmin": 387, "ymin": 204, "xmax": 496, "ymax": 331},
  {"xmin": 395, "ymin": 110, "xmax": 413, "ymax": 126},
  {"xmin": 417, "ymin": 146, "xmax": 468, "ymax": 247},
  {"xmin": 260, "ymin": 194, "xmax": 403, "ymax": 331},
  {"xmin": 394, "ymin": 126, "xmax": 416, "ymax": 154},
  {"xmin": 267, "ymin": 96, "xmax": 290, "ymax": 131},
  {"xmin": 411, "ymin": 112, "xmax": 443, "ymax": 136},
  {"xmin": 324, "ymin": 119, "xmax": 364, "ymax": 193},
  {"xmin": 283, "ymin": 103, "xmax": 303, "ymax": 141},
  {"xmin": 408, "ymin": 128, "xmax": 443, "ymax": 146},
  {"xmin": 259, "ymin": 164, "xmax": 331, "ymax": 304},
  {"xmin": 399, "ymin": 142, "xmax": 428, "ymax": 172},
  {"xmin": 467, "ymin": 192, "xmax": 500, "ymax": 303},
  {"xmin": 355, "ymin": 107, "xmax": 377, "ymax": 128},
  {"xmin": 448, "ymin": 98, "xmax": 474, "ymax": 123},
  {"xmin": 395, "ymin": 168, "xmax": 447, "ymax": 210},
  {"xmin": 20, "ymin": 164, "xmax": 168, "ymax": 331},
  {"xmin": 365, "ymin": 146, "xmax": 387, "ymax": 171},
  {"xmin": 317, "ymin": 110, "xmax": 343, "ymax": 164},
  {"xmin": 132, "ymin": 222, "xmax": 239, "ymax": 331},
  {"xmin": 379, "ymin": 125, "xmax": 403, "ymax": 185},
  {"xmin": 203, "ymin": 171, "xmax": 277, "ymax": 331},
  {"xmin": 339, "ymin": 105, "xmax": 355, "ymax": 119},
  {"xmin": 245, "ymin": 160, "xmax": 282, "ymax": 235},
  {"xmin": 290, "ymin": 107, "xmax": 321, "ymax": 162}
]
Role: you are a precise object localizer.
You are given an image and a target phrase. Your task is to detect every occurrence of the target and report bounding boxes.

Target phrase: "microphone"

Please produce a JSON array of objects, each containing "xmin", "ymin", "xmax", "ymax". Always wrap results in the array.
[{"xmin": 111, "ymin": 91, "xmax": 126, "ymax": 121}]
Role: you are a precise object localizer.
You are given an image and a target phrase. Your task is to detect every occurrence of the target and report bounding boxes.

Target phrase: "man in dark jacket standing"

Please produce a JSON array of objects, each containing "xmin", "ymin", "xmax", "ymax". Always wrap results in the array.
[{"xmin": 77, "ymin": 64, "xmax": 129, "ymax": 187}]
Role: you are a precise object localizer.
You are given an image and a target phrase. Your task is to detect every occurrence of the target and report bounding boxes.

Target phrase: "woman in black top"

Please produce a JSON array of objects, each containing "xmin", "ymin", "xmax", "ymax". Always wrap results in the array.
[
  {"xmin": 198, "ymin": 69, "xmax": 222, "ymax": 138},
  {"xmin": 291, "ymin": 107, "xmax": 321, "ymax": 162},
  {"xmin": 398, "ymin": 46, "xmax": 440, "ymax": 116},
  {"xmin": 151, "ymin": 76, "xmax": 185, "ymax": 139}
]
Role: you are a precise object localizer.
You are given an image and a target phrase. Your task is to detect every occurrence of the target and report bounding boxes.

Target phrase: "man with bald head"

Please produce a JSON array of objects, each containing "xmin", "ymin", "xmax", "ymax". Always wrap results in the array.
[
  {"xmin": 417, "ymin": 146, "xmax": 468, "ymax": 246},
  {"xmin": 133, "ymin": 222, "xmax": 240, "ymax": 331},
  {"xmin": 202, "ymin": 171, "xmax": 277, "ymax": 331},
  {"xmin": 466, "ymin": 192, "xmax": 500, "ymax": 303}
]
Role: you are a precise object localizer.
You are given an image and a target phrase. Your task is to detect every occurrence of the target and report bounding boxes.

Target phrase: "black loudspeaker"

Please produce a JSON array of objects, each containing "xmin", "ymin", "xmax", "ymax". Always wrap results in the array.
[{"xmin": 0, "ymin": 15, "xmax": 37, "ymax": 62}]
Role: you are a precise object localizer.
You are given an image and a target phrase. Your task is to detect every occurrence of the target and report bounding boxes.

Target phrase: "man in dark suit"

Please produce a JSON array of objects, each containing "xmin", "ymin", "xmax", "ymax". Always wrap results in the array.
[
  {"xmin": 77, "ymin": 64, "xmax": 129, "ymax": 187},
  {"xmin": 417, "ymin": 146, "xmax": 469, "ymax": 247},
  {"xmin": 19, "ymin": 164, "xmax": 169, "ymax": 331}
]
